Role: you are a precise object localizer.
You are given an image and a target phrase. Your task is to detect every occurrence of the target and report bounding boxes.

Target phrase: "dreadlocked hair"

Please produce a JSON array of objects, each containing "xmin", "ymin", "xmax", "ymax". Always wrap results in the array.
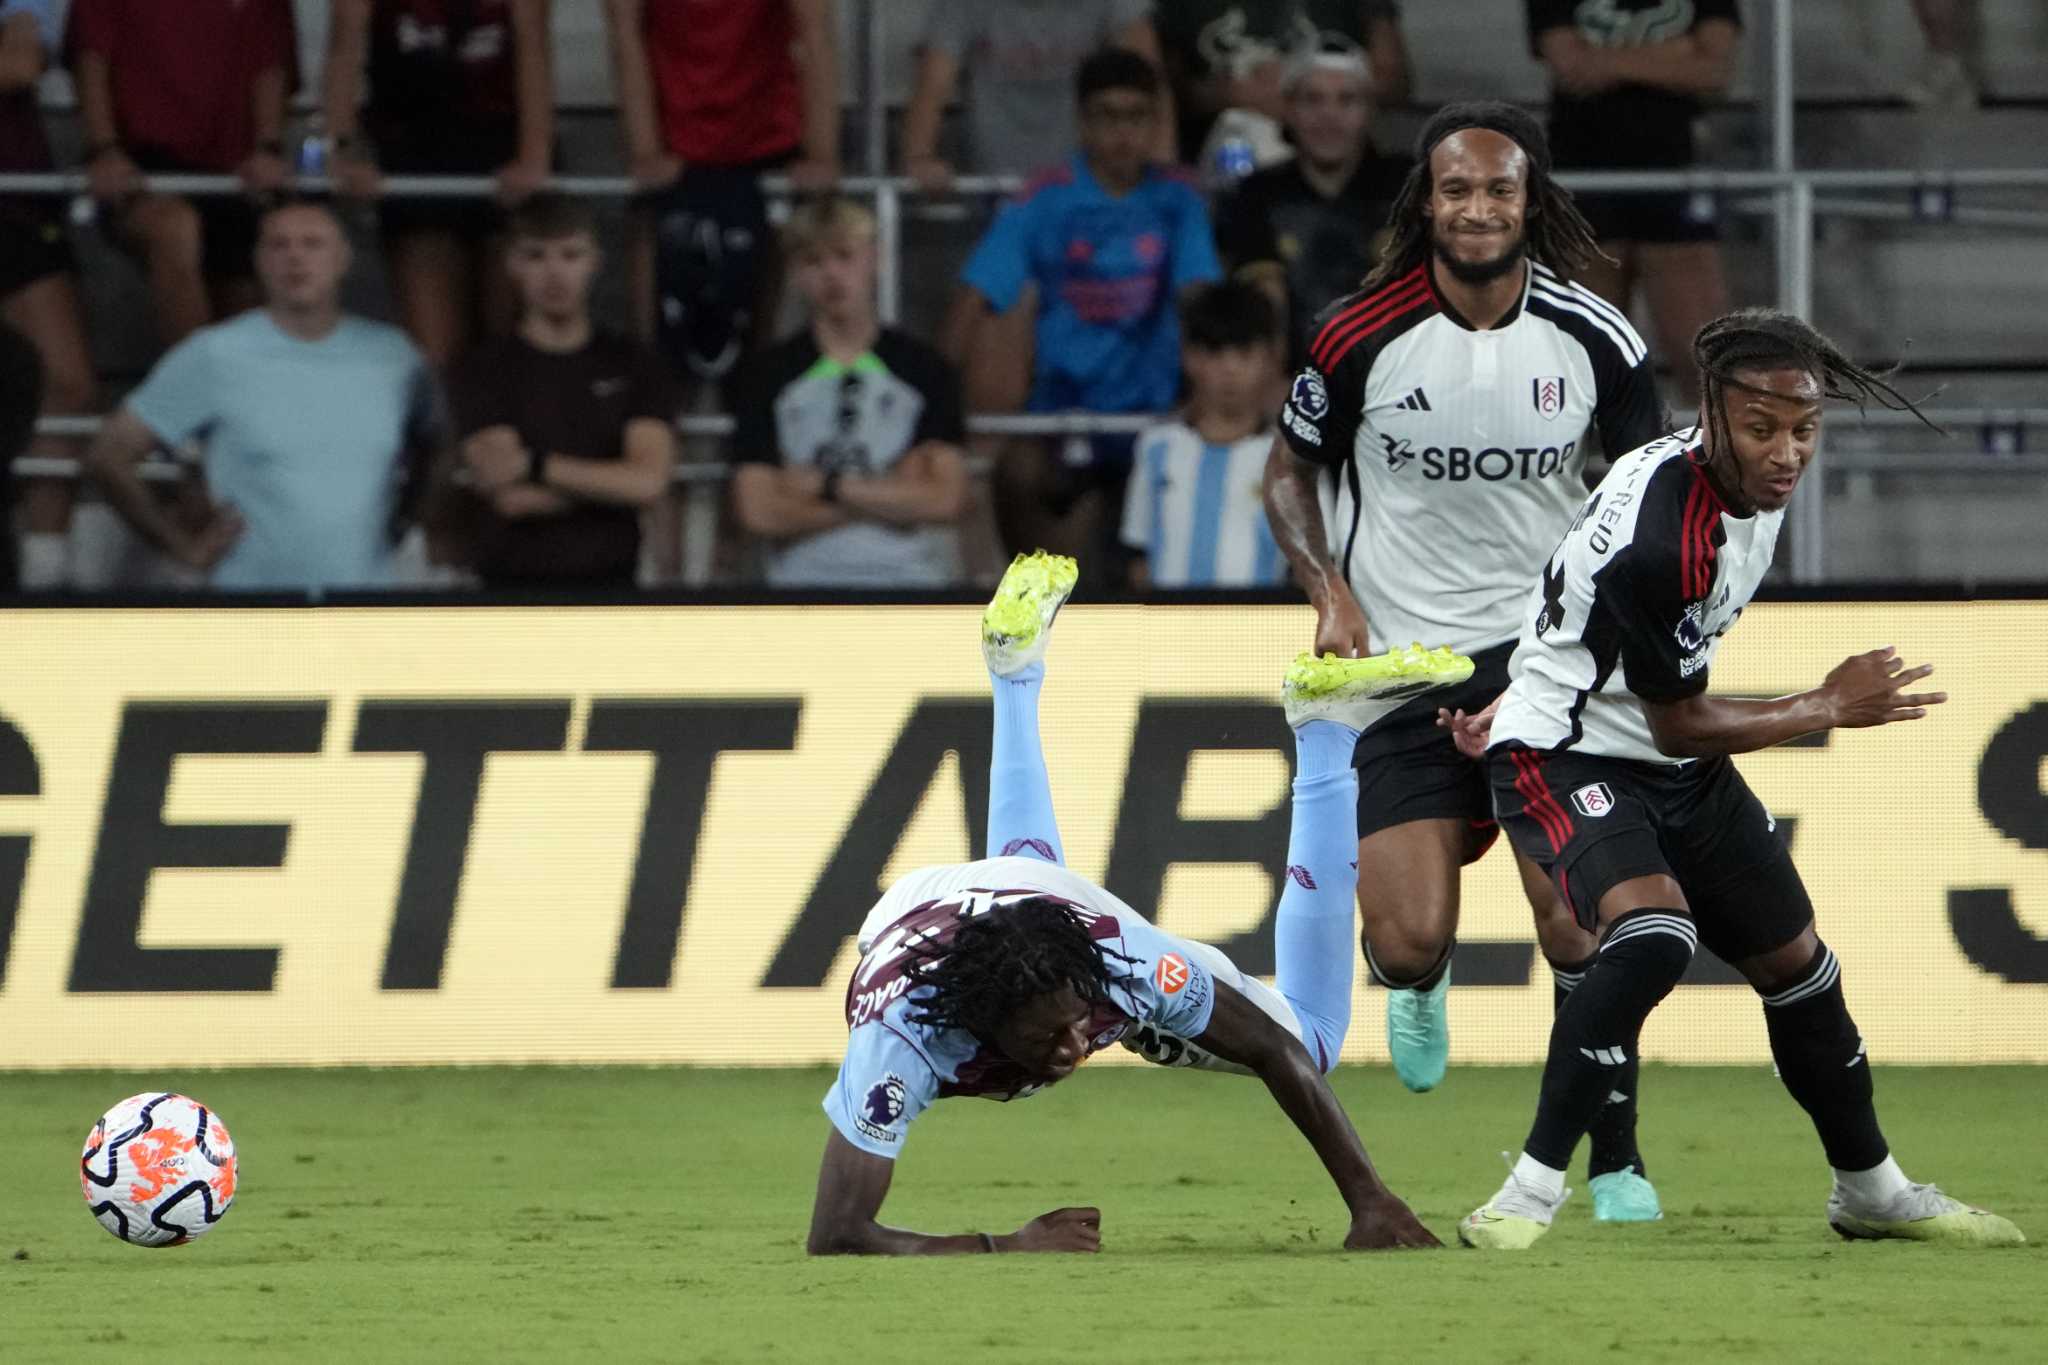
[
  {"xmin": 1362, "ymin": 100, "xmax": 1608, "ymax": 292},
  {"xmin": 904, "ymin": 899, "xmax": 1138, "ymax": 1042},
  {"xmin": 1691, "ymin": 307, "xmax": 1942, "ymax": 468}
]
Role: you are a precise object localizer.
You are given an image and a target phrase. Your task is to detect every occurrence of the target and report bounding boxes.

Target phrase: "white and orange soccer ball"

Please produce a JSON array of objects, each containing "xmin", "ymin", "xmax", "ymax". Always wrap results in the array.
[{"xmin": 79, "ymin": 1092, "xmax": 238, "ymax": 1247}]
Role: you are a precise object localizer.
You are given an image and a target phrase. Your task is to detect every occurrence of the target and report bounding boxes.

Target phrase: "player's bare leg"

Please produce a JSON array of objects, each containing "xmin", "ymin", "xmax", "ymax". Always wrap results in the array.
[
  {"xmin": 1519, "ymin": 851, "xmax": 1661, "ymax": 1223},
  {"xmin": 1732, "ymin": 922, "xmax": 2024, "ymax": 1247},
  {"xmin": 982, "ymin": 551, "xmax": 1080, "ymax": 865},
  {"xmin": 1356, "ymin": 818, "xmax": 1462, "ymax": 1092}
]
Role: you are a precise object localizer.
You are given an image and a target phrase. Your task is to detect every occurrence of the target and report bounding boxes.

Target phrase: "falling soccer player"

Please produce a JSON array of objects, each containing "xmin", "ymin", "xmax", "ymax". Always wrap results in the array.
[
  {"xmin": 805, "ymin": 552, "xmax": 1464, "ymax": 1255},
  {"xmin": 1447, "ymin": 308, "xmax": 2026, "ymax": 1249}
]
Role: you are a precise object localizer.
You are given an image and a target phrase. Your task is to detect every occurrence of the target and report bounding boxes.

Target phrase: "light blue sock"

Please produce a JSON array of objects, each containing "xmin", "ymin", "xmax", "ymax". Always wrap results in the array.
[
  {"xmin": 1276, "ymin": 720, "xmax": 1361, "ymax": 1071},
  {"xmin": 986, "ymin": 662, "xmax": 1064, "ymax": 865}
]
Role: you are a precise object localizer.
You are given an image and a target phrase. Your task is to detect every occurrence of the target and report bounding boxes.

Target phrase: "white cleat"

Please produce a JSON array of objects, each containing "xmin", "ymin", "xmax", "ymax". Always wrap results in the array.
[
  {"xmin": 1828, "ymin": 1183, "xmax": 2026, "ymax": 1246},
  {"xmin": 1459, "ymin": 1160, "xmax": 1572, "ymax": 1250},
  {"xmin": 981, "ymin": 551, "xmax": 1079, "ymax": 677}
]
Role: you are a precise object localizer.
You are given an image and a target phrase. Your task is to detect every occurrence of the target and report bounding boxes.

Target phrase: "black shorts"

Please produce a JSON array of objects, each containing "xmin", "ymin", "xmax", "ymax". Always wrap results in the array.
[
  {"xmin": 1573, "ymin": 189, "xmax": 1720, "ymax": 245},
  {"xmin": 1352, "ymin": 639, "xmax": 1514, "ymax": 862},
  {"xmin": 1489, "ymin": 744, "xmax": 1814, "ymax": 964},
  {"xmin": 375, "ymin": 133, "xmax": 521, "ymax": 243},
  {"xmin": 127, "ymin": 150, "xmax": 261, "ymax": 281},
  {"xmin": 0, "ymin": 202, "xmax": 75, "ymax": 296}
]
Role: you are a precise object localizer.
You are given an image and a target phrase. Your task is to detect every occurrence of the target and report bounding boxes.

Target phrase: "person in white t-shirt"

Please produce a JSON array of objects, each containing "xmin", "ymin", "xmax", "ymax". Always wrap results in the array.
[
  {"xmin": 1261, "ymin": 101, "xmax": 1672, "ymax": 1222},
  {"xmin": 1122, "ymin": 281, "xmax": 1287, "ymax": 590}
]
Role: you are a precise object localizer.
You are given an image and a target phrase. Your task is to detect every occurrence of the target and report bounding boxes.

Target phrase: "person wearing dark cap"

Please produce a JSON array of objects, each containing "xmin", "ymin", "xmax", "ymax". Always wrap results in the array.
[{"xmin": 1260, "ymin": 101, "xmax": 1673, "ymax": 1222}]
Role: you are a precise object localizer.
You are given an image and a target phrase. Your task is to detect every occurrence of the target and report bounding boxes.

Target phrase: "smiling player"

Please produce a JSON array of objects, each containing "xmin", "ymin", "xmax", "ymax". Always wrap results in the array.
[
  {"xmin": 1446, "ymin": 308, "xmax": 2025, "ymax": 1249},
  {"xmin": 805, "ymin": 552, "xmax": 1458, "ymax": 1255}
]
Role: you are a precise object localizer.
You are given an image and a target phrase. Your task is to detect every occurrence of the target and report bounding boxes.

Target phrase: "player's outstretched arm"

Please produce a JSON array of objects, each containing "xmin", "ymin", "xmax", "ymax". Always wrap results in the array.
[
  {"xmin": 806, "ymin": 1131, "xmax": 1101, "ymax": 1256},
  {"xmin": 1646, "ymin": 646, "xmax": 1948, "ymax": 758},
  {"xmin": 1192, "ymin": 981, "xmax": 1440, "ymax": 1250},
  {"xmin": 1261, "ymin": 437, "xmax": 1370, "ymax": 658}
]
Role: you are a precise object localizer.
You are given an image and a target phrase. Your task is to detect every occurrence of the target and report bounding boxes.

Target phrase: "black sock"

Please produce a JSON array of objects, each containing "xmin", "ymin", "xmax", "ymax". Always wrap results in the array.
[
  {"xmin": 1363, "ymin": 936, "xmax": 1453, "ymax": 993},
  {"xmin": 1761, "ymin": 942, "xmax": 1889, "ymax": 1171},
  {"xmin": 1524, "ymin": 910, "xmax": 1694, "ymax": 1171},
  {"xmin": 1554, "ymin": 954, "xmax": 1645, "ymax": 1179}
]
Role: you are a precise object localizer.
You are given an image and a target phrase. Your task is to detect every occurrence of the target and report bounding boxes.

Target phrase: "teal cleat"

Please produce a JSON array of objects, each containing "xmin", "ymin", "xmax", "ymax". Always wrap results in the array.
[
  {"xmin": 1590, "ymin": 1169, "xmax": 1664, "ymax": 1223},
  {"xmin": 1387, "ymin": 963, "xmax": 1451, "ymax": 1092}
]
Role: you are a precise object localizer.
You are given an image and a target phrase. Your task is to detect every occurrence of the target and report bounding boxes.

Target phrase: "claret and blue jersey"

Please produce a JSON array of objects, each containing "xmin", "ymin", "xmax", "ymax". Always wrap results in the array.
[{"xmin": 822, "ymin": 858, "xmax": 1222, "ymax": 1159}]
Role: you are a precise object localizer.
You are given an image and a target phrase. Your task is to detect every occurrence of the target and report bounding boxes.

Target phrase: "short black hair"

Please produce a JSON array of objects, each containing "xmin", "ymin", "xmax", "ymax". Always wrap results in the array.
[
  {"xmin": 904, "ymin": 900, "xmax": 1137, "ymax": 1044},
  {"xmin": 507, "ymin": 191, "xmax": 597, "ymax": 242},
  {"xmin": 1692, "ymin": 308, "xmax": 1941, "ymax": 462},
  {"xmin": 256, "ymin": 192, "xmax": 343, "ymax": 231},
  {"xmin": 1182, "ymin": 280, "xmax": 1281, "ymax": 351},
  {"xmin": 1077, "ymin": 47, "xmax": 1160, "ymax": 104},
  {"xmin": 1362, "ymin": 99, "xmax": 1607, "ymax": 291}
]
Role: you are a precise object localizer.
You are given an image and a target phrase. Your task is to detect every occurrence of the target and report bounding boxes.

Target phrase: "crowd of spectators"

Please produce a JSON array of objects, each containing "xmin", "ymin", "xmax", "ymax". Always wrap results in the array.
[{"xmin": 0, "ymin": 0, "xmax": 1766, "ymax": 595}]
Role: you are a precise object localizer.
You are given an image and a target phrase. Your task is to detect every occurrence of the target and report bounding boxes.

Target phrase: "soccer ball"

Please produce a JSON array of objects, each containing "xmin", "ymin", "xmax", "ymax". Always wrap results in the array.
[{"xmin": 79, "ymin": 1092, "xmax": 238, "ymax": 1247}]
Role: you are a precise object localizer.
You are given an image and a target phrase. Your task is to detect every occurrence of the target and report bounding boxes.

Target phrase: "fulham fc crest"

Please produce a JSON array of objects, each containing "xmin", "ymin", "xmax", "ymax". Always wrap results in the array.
[
  {"xmin": 1570, "ymin": 782, "xmax": 1615, "ymax": 818},
  {"xmin": 1533, "ymin": 375, "xmax": 1565, "ymax": 420}
]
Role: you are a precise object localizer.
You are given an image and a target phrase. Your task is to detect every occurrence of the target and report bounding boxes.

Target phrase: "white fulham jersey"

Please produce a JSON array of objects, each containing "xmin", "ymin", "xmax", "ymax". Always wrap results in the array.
[
  {"xmin": 1490, "ymin": 430, "xmax": 1786, "ymax": 766},
  {"xmin": 1121, "ymin": 420, "xmax": 1287, "ymax": 587},
  {"xmin": 1278, "ymin": 259, "xmax": 1668, "ymax": 659}
]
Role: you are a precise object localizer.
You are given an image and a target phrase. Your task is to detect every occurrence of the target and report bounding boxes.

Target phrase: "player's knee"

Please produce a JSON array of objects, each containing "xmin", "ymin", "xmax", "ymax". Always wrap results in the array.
[
  {"xmin": 1737, "ymin": 923, "xmax": 1823, "ymax": 996},
  {"xmin": 1361, "ymin": 925, "xmax": 1451, "ymax": 989},
  {"xmin": 1597, "ymin": 907, "xmax": 1696, "ymax": 990}
]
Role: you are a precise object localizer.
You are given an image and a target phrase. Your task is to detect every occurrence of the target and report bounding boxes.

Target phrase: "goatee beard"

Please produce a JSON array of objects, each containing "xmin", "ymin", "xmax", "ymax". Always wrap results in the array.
[{"xmin": 1433, "ymin": 234, "xmax": 1526, "ymax": 285}]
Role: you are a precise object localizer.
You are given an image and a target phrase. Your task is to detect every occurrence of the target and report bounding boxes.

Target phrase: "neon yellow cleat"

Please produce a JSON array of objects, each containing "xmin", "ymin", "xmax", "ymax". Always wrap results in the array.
[
  {"xmin": 982, "ymin": 551, "xmax": 1079, "ymax": 676},
  {"xmin": 1459, "ymin": 1165, "xmax": 1571, "ymax": 1250},
  {"xmin": 1283, "ymin": 644, "xmax": 1476, "ymax": 728},
  {"xmin": 1828, "ymin": 1185, "xmax": 2026, "ymax": 1246}
]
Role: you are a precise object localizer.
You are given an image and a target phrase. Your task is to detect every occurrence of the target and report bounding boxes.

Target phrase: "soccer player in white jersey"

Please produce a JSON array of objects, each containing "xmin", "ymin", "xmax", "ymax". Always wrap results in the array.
[
  {"xmin": 1122, "ymin": 282, "xmax": 1288, "ymax": 589},
  {"xmin": 806, "ymin": 552, "xmax": 1447, "ymax": 1255},
  {"xmin": 1445, "ymin": 308, "xmax": 2024, "ymax": 1249},
  {"xmin": 1262, "ymin": 101, "xmax": 1671, "ymax": 1220}
]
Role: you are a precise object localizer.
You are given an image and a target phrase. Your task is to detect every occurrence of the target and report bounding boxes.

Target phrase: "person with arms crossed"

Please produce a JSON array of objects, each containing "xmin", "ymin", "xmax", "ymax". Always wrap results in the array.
[
  {"xmin": 1261, "ymin": 101, "xmax": 1672, "ymax": 1222},
  {"xmin": 807, "ymin": 552, "xmax": 1459, "ymax": 1254},
  {"xmin": 1121, "ymin": 281, "xmax": 1287, "ymax": 591},
  {"xmin": 442, "ymin": 193, "xmax": 677, "ymax": 588},
  {"xmin": 729, "ymin": 197, "xmax": 969, "ymax": 589},
  {"xmin": 84, "ymin": 198, "xmax": 439, "ymax": 591},
  {"xmin": 1450, "ymin": 308, "xmax": 2024, "ymax": 1249}
]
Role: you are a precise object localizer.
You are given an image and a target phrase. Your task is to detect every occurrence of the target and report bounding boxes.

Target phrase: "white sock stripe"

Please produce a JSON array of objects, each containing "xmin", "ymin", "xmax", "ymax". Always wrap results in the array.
[
  {"xmin": 1552, "ymin": 969, "xmax": 1587, "ymax": 990},
  {"xmin": 1763, "ymin": 948, "xmax": 1841, "ymax": 1007},
  {"xmin": 1601, "ymin": 915, "xmax": 1698, "ymax": 952}
]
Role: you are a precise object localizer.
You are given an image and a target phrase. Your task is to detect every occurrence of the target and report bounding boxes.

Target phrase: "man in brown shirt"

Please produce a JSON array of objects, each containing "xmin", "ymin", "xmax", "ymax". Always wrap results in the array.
[{"xmin": 445, "ymin": 194, "xmax": 679, "ymax": 586}]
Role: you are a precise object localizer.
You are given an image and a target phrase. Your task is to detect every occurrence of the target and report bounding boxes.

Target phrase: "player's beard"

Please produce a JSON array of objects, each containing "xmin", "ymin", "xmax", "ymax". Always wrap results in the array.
[{"xmin": 1431, "ymin": 224, "xmax": 1527, "ymax": 286}]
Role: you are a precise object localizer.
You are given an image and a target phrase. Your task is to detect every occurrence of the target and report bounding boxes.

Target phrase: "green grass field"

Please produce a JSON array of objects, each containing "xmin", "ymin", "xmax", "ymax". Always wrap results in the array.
[{"xmin": 3, "ymin": 1066, "xmax": 2040, "ymax": 1363}]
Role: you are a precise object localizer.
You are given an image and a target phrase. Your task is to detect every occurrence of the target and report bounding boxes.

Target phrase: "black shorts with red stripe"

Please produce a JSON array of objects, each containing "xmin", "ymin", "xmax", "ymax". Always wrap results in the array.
[
  {"xmin": 1487, "ymin": 743, "xmax": 1814, "ymax": 963},
  {"xmin": 1353, "ymin": 640, "xmax": 1513, "ymax": 861}
]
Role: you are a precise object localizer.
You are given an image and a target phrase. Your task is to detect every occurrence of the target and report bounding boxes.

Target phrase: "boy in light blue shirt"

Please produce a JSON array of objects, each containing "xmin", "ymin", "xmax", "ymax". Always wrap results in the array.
[{"xmin": 87, "ymin": 198, "xmax": 438, "ymax": 591}]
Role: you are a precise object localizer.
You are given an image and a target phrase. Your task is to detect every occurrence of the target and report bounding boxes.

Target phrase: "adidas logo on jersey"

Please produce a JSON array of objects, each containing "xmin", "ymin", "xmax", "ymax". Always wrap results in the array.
[{"xmin": 1395, "ymin": 387, "xmax": 1432, "ymax": 412}]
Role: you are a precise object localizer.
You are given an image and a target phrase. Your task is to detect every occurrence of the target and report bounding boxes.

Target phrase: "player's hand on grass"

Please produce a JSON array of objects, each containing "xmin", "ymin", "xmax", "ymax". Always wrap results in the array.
[
  {"xmin": 1821, "ymin": 647, "xmax": 1948, "ymax": 729},
  {"xmin": 1313, "ymin": 590, "xmax": 1371, "ymax": 659},
  {"xmin": 1003, "ymin": 1206, "xmax": 1101, "ymax": 1253},
  {"xmin": 1437, "ymin": 694, "xmax": 1501, "ymax": 760},
  {"xmin": 1344, "ymin": 1191, "xmax": 1441, "ymax": 1250}
]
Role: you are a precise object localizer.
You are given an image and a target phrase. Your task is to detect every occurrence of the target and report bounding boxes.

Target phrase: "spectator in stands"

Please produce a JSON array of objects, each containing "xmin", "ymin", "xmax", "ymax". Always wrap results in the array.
[
  {"xmin": 0, "ymin": 318, "xmax": 39, "ymax": 591},
  {"xmin": 604, "ymin": 0, "xmax": 841, "ymax": 580},
  {"xmin": 83, "ymin": 199, "xmax": 439, "ymax": 591},
  {"xmin": 1, "ymin": 0, "xmax": 94, "ymax": 589},
  {"xmin": 1121, "ymin": 281, "xmax": 1286, "ymax": 591},
  {"xmin": 1528, "ymin": 0, "xmax": 1739, "ymax": 405},
  {"xmin": 1213, "ymin": 38, "xmax": 1411, "ymax": 365},
  {"xmin": 953, "ymin": 48, "xmax": 1221, "ymax": 565},
  {"xmin": 442, "ymin": 193, "xmax": 677, "ymax": 588},
  {"xmin": 66, "ymin": 0, "xmax": 298, "ymax": 344},
  {"xmin": 730, "ymin": 198, "xmax": 969, "ymax": 589},
  {"xmin": 900, "ymin": 0, "xmax": 1173, "ymax": 188},
  {"xmin": 323, "ymin": 0, "xmax": 556, "ymax": 370},
  {"xmin": 1156, "ymin": 2, "xmax": 1411, "ymax": 166}
]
